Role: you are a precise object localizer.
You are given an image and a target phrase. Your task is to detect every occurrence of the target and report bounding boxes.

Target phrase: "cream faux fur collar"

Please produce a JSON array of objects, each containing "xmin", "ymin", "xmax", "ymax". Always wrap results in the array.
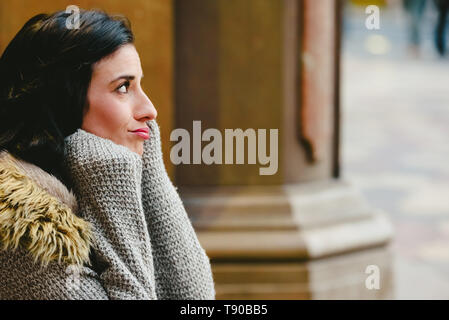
[{"xmin": 0, "ymin": 150, "xmax": 92, "ymax": 267}]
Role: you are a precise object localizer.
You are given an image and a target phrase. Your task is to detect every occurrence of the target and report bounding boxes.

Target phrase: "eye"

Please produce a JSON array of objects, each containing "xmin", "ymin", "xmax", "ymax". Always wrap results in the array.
[{"xmin": 116, "ymin": 80, "xmax": 130, "ymax": 94}]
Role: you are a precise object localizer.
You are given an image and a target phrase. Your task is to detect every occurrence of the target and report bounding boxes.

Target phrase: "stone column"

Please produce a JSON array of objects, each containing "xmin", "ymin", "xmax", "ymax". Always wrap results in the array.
[{"xmin": 174, "ymin": 0, "xmax": 393, "ymax": 299}]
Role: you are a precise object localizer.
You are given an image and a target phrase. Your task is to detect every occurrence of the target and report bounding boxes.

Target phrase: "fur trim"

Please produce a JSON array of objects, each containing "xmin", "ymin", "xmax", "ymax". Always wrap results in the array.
[
  {"xmin": 0, "ymin": 151, "xmax": 92, "ymax": 267},
  {"xmin": 12, "ymin": 157, "xmax": 79, "ymax": 214}
]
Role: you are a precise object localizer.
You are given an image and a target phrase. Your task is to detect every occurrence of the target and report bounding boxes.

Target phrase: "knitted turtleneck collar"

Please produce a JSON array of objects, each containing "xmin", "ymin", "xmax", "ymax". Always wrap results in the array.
[{"xmin": 0, "ymin": 150, "xmax": 92, "ymax": 267}]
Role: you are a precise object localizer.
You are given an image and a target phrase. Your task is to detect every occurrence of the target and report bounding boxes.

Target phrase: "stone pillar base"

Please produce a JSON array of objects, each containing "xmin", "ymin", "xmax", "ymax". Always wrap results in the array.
[
  {"xmin": 211, "ymin": 246, "xmax": 394, "ymax": 300},
  {"xmin": 182, "ymin": 179, "xmax": 393, "ymax": 260},
  {"xmin": 180, "ymin": 179, "xmax": 394, "ymax": 299}
]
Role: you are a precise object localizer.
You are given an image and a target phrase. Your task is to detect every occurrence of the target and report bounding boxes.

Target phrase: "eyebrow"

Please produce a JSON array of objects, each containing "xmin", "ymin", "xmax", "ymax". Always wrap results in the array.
[{"xmin": 110, "ymin": 74, "xmax": 144, "ymax": 84}]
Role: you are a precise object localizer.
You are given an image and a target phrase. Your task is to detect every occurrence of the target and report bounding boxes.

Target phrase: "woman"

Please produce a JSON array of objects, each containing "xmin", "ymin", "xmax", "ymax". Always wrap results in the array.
[{"xmin": 0, "ymin": 9, "xmax": 215, "ymax": 299}]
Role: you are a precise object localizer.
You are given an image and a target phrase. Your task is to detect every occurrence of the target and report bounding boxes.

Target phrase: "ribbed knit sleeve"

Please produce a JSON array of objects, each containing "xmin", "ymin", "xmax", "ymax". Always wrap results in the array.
[
  {"xmin": 141, "ymin": 120, "xmax": 216, "ymax": 300},
  {"xmin": 64, "ymin": 129, "xmax": 157, "ymax": 299}
]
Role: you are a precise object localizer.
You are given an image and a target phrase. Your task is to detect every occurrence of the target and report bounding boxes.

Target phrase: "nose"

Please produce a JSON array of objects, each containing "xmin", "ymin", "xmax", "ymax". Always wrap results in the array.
[{"xmin": 136, "ymin": 88, "xmax": 158, "ymax": 122}]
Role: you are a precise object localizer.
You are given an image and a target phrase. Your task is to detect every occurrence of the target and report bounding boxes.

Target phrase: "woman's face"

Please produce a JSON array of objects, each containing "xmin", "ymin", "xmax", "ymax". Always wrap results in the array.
[{"xmin": 82, "ymin": 44, "xmax": 157, "ymax": 156}]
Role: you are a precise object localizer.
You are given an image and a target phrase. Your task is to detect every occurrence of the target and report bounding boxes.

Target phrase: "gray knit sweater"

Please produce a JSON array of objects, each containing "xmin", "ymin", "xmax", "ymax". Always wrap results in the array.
[{"xmin": 0, "ymin": 120, "xmax": 215, "ymax": 300}]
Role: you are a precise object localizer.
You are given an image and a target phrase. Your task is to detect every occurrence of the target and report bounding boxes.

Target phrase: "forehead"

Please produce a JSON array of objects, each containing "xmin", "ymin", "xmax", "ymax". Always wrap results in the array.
[{"xmin": 91, "ymin": 44, "xmax": 142, "ymax": 79}]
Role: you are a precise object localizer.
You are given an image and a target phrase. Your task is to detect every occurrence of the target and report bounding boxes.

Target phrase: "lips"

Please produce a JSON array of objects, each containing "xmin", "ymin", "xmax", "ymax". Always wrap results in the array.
[
  {"xmin": 132, "ymin": 127, "xmax": 149, "ymax": 134},
  {"xmin": 131, "ymin": 127, "xmax": 150, "ymax": 140}
]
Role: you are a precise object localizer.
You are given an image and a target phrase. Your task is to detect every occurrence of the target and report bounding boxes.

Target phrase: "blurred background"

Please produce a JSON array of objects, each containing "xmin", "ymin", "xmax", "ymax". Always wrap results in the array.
[
  {"xmin": 342, "ymin": 0, "xmax": 449, "ymax": 298},
  {"xmin": 0, "ymin": 0, "xmax": 448, "ymax": 299}
]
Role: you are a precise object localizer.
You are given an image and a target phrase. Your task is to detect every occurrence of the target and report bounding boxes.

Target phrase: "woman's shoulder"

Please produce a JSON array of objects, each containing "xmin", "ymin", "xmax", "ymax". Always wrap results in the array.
[{"xmin": 0, "ymin": 151, "xmax": 93, "ymax": 268}]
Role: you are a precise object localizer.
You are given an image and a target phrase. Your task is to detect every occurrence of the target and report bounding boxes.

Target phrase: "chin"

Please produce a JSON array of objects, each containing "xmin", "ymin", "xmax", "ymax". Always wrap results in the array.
[
  {"xmin": 134, "ymin": 145, "xmax": 144, "ymax": 156},
  {"xmin": 123, "ymin": 144, "xmax": 143, "ymax": 156}
]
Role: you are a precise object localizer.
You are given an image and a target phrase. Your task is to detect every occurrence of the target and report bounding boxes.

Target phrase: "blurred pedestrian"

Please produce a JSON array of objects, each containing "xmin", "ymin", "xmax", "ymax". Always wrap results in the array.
[
  {"xmin": 434, "ymin": 0, "xmax": 449, "ymax": 56},
  {"xmin": 403, "ymin": 0, "xmax": 427, "ymax": 57}
]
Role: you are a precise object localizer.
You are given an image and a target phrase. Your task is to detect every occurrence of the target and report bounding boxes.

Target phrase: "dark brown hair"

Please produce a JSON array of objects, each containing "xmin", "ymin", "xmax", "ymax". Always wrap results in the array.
[{"xmin": 0, "ymin": 9, "xmax": 134, "ymax": 186}]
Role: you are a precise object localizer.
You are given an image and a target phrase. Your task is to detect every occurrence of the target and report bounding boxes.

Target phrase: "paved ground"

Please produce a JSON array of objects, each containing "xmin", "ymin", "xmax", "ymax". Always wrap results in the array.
[{"xmin": 342, "ymin": 1, "xmax": 449, "ymax": 299}]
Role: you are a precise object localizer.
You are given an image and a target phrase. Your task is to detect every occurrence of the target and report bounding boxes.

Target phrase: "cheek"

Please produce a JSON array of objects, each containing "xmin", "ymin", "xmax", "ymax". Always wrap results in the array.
[{"xmin": 83, "ymin": 92, "xmax": 131, "ymax": 136}]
